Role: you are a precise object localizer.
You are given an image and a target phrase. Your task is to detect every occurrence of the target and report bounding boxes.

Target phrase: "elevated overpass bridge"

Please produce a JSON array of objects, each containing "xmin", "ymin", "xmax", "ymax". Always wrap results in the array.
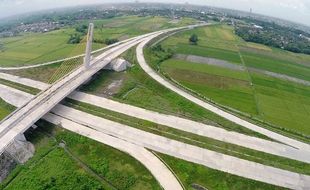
[{"xmin": 0, "ymin": 23, "xmax": 204, "ymax": 156}]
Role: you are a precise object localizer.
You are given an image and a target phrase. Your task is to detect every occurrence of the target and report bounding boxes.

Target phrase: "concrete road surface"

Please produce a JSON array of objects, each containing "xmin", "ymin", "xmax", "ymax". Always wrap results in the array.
[
  {"xmin": 48, "ymin": 104, "xmax": 310, "ymax": 190},
  {"xmin": 0, "ymin": 82, "xmax": 183, "ymax": 190}
]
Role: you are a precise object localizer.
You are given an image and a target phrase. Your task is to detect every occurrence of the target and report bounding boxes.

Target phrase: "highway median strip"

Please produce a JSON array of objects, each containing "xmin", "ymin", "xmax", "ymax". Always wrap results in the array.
[
  {"xmin": 0, "ymin": 78, "xmax": 40, "ymax": 95},
  {"xmin": 63, "ymin": 98, "xmax": 310, "ymax": 176}
]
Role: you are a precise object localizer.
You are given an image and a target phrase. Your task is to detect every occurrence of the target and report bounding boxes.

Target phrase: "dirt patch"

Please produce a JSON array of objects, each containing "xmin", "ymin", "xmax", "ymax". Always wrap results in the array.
[
  {"xmin": 119, "ymin": 35, "xmax": 130, "ymax": 41},
  {"xmin": 104, "ymin": 21, "xmax": 127, "ymax": 28},
  {"xmin": 174, "ymin": 54, "xmax": 245, "ymax": 71},
  {"xmin": 106, "ymin": 79, "xmax": 123, "ymax": 95},
  {"xmin": 249, "ymin": 68, "xmax": 310, "ymax": 86},
  {"xmin": 79, "ymin": 69, "xmax": 127, "ymax": 98},
  {"xmin": 191, "ymin": 184, "xmax": 208, "ymax": 190}
]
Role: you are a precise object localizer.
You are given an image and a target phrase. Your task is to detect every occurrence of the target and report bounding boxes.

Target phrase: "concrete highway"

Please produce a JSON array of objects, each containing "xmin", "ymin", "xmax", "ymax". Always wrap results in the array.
[
  {"xmin": 0, "ymin": 84, "xmax": 183, "ymax": 190},
  {"xmin": 47, "ymin": 104, "xmax": 310, "ymax": 190},
  {"xmin": 1, "ymin": 75, "xmax": 310, "ymax": 189},
  {"xmin": 1, "ymin": 71, "xmax": 310, "ymax": 164}
]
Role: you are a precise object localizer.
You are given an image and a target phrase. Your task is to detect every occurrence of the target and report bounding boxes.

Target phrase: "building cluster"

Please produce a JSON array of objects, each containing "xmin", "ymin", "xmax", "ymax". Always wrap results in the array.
[
  {"xmin": 16, "ymin": 22, "xmax": 64, "ymax": 33},
  {"xmin": 0, "ymin": 22, "xmax": 64, "ymax": 37}
]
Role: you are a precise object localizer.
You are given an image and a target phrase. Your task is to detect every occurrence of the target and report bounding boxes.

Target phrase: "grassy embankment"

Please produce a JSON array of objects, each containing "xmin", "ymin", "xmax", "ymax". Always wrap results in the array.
[
  {"xmin": 0, "ymin": 98, "xmax": 15, "ymax": 120},
  {"xmin": 0, "ymin": 120, "xmax": 161, "ymax": 190}
]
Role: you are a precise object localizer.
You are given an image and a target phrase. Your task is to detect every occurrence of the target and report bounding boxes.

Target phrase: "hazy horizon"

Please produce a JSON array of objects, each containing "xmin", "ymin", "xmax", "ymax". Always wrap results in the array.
[{"xmin": 0, "ymin": 0, "xmax": 309, "ymax": 27}]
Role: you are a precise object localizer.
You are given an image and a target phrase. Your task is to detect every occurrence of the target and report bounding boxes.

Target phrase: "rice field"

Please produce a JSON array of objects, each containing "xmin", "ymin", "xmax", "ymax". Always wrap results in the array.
[
  {"xmin": 159, "ymin": 24, "xmax": 310, "ymax": 136},
  {"xmin": 0, "ymin": 16, "xmax": 196, "ymax": 67}
]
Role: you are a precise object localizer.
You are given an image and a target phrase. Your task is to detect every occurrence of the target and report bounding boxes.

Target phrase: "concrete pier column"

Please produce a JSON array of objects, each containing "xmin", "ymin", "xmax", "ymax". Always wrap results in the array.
[
  {"xmin": 84, "ymin": 23, "xmax": 94, "ymax": 69},
  {"xmin": 5, "ymin": 134, "xmax": 34, "ymax": 164}
]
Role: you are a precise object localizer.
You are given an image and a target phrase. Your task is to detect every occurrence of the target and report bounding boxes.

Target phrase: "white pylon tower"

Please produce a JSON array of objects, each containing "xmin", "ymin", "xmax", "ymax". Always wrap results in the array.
[{"xmin": 84, "ymin": 23, "xmax": 94, "ymax": 69}]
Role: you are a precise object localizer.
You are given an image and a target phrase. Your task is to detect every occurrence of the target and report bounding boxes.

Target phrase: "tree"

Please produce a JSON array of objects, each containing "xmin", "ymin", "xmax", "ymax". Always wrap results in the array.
[
  {"xmin": 68, "ymin": 34, "xmax": 81, "ymax": 44},
  {"xmin": 75, "ymin": 24, "xmax": 88, "ymax": 34},
  {"xmin": 189, "ymin": 34, "xmax": 198, "ymax": 45},
  {"xmin": 104, "ymin": 38, "xmax": 119, "ymax": 45}
]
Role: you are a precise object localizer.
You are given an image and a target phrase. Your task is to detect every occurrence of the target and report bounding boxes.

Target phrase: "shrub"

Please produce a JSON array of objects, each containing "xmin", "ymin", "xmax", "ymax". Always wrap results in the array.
[{"xmin": 189, "ymin": 34, "xmax": 198, "ymax": 45}]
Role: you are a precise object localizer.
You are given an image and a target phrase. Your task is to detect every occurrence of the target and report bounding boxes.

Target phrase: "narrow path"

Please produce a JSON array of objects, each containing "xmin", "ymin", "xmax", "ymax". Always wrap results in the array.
[
  {"xmin": 236, "ymin": 46, "xmax": 262, "ymax": 118},
  {"xmin": 61, "ymin": 144, "xmax": 118, "ymax": 190},
  {"xmin": 136, "ymin": 34, "xmax": 310, "ymax": 152}
]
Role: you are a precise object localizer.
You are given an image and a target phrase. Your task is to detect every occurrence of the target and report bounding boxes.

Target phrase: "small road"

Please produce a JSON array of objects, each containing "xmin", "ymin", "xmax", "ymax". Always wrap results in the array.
[
  {"xmin": 2, "ymin": 73, "xmax": 310, "ymax": 163},
  {"xmin": 136, "ymin": 33, "xmax": 310, "ymax": 152}
]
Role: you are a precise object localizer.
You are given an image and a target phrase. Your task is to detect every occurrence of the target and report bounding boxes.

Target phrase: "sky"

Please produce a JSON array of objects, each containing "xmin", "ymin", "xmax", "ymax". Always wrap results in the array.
[{"xmin": 0, "ymin": 0, "xmax": 309, "ymax": 26}]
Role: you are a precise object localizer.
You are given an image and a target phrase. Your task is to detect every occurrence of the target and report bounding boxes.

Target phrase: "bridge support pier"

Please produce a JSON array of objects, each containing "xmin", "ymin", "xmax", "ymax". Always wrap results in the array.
[
  {"xmin": 5, "ymin": 134, "xmax": 35, "ymax": 164},
  {"xmin": 0, "ymin": 133, "xmax": 34, "ymax": 182}
]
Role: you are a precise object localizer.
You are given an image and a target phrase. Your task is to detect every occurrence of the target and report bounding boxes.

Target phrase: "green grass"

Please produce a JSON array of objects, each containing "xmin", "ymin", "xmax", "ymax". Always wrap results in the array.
[
  {"xmin": 161, "ymin": 59, "xmax": 258, "ymax": 115},
  {"xmin": 0, "ymin": 98, "xmax": 15, "ymax": 120},
  {"xmin": 251, "ymin": 73, "xmax": 310, "ymax": 135},
  {"xmin": 158, "ymin": 153, "xmax": 286, "ymax": 190},
  {"xmin": 160, "ymin": 59, "xmax": 310, "ymax": 138},
  {"xmin": 155, "ymin": 24, "xmax": 310, "ymax": 138},
  {"xmin": 1, "ymin": 120, "xmax": 161, "ymax": 190},
  {"xmin": 173, "ymin": 44, "xmax": 242, "ymax": 64},
  {"xmin": 161, "ymin": 25, "xmax": 243, "ymax": 64},
  {"xmin": 161, "ymin": 59, "xmax": 249, "ymax": 80},
  {"xmin": 242, "ymin": 51, "xmax": 310, "ymax": 81},
  {"xmin": 0, "ymin": 29, "xmax": 89, "ymax": 67}
]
